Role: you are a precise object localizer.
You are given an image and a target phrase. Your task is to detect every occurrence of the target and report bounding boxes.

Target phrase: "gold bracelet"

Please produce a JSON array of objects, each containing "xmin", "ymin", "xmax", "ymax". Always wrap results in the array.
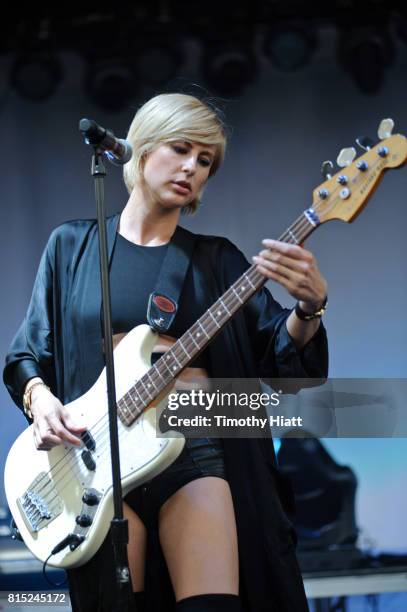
[{"xmin": 22, "ymin": 382, "xmax": 50, "ymax": 420}]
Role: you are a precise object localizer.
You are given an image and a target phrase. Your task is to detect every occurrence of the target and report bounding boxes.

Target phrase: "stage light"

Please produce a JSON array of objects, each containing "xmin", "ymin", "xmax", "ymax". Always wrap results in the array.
[
  {"xmin": 278, "ymin": 430, "xmax": 359, "ymax": 564},
  {"xmin": 84, "ymin": 59, "xmax": 137, "ymax": 112},
  {"xmin": 135, "ymin": 43, "xmax": 183, "ymax": 86},
  {"xmin": 202, "ymin": 41, "xmax": 257, "ymax": 97},
  {"xmin": 338, "ymin": 27, "xmax": 393, "ymax": 95},
  {"xmin": 263, "ymin": 25, "xmax": 316, "ymax": 72},
  {"xmin": 10, "ymin": 53, "xmax": 63, "ymax": 101}
]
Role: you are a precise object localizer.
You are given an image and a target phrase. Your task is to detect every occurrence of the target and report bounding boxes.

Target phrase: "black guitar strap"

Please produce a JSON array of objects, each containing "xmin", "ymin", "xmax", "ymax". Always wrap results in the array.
[{"xmin": 147, "ymin": 225, "xmax": 196, "ymax": 333}]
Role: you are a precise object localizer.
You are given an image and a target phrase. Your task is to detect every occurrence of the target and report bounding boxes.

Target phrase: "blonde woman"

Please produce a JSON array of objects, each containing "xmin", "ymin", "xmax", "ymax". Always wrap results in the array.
[{"xmin": 4, "ymin": 93, "xmax": 328, "ymax": 612}]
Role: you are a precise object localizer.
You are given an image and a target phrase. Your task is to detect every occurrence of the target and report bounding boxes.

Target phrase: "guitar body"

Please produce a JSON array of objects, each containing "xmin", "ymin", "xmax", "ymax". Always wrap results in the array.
[{"xmin": 4, "ymin": 324, "xmax": 184, "ymax": 569}]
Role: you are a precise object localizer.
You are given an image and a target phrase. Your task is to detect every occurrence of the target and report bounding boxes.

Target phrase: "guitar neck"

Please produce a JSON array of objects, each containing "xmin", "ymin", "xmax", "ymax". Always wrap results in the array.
[
  {"xmin": 117, "ymin": 130, "xmax": 407, "ymax": 424},
  {"xmin": 117, "ymin": 208, "xmax": 319, "ymax": 426}
]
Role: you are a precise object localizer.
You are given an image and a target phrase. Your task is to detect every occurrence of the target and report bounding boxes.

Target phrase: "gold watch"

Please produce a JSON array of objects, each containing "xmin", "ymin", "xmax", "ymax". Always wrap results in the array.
[{"xmin": 295, "ymin": 296, "xmax": 328, "ymax": 321}]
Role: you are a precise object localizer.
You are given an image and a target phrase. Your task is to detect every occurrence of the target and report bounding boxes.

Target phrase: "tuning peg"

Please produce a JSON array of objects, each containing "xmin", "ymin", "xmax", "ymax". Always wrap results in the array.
[
  {"xmin": 321, "ymin": 160, "xmax": 334, "ymax": 180},
  {"xmin": 356, "ymin": 136, "xmax": 375, "ymax": 151},
  {"xmin": 336, "ymin": 147, "xmax": 357, "ymax": 168},
  {"xmin": 378, "ymin": 118, "xmax": 394, "ymax": 140}
]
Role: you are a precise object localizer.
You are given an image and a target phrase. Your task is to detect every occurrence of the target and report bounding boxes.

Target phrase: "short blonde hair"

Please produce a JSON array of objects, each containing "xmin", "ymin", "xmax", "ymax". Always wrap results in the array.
[{"xmin": 123, "ymin": 93, "xmax": 227, "ymax": 214}]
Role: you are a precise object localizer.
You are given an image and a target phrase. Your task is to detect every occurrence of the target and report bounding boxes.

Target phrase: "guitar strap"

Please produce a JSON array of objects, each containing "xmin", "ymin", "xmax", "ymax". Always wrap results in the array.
[{"xmin": 147, "ymin": 225, "xmax": 196, "ymax": 333}]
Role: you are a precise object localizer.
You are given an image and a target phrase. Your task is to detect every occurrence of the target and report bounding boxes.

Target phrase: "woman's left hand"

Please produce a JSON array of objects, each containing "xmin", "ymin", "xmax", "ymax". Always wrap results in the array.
[{"xmin": 252, "ymin": 239, "xmax": 327, "ymax": 310}]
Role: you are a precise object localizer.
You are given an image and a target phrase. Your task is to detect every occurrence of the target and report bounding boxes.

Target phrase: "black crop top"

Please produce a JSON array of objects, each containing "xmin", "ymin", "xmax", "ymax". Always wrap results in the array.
[{"xmin": 109, "ymin": 232, "xmax": 211, "ymax": 372}]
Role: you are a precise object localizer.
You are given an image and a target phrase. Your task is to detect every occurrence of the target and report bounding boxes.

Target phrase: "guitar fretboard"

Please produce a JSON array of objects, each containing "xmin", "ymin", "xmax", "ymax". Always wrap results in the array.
[{"xmin": 117, "ymin": 208, "xmax": 318, "ymax": 426}]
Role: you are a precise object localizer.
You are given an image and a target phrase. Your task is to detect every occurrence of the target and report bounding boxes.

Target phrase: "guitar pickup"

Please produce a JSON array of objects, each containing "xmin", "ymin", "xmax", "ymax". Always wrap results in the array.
[{"xmin": 81, "ymin": 430, "xmax": 96, "ymax": 451}]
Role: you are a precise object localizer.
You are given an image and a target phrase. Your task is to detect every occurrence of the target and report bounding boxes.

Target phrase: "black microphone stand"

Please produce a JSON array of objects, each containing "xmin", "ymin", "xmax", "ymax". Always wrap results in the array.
[{"xmin": 81, "ymin": 133, "xmax": 135, "ymax": 612}]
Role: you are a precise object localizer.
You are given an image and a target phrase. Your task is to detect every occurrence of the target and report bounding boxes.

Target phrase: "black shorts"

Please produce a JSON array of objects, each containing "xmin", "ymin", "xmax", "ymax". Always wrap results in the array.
[{"xmin": 124, "ymin": 437, "xmax": 227, "ymax": 527}]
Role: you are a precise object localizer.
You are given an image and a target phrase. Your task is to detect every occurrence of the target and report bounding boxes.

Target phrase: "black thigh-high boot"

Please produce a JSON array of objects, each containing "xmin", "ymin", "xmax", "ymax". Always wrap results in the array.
[{"xmin": 176, "ymin": 593, "xmax": 242, "ymax": 611}]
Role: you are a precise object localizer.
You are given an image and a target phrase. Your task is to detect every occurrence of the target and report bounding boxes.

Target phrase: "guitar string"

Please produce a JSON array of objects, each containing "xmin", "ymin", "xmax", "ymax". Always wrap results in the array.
[{"xmin": 28, "ymin": 157, "xmax": 382, "ymax": 519}]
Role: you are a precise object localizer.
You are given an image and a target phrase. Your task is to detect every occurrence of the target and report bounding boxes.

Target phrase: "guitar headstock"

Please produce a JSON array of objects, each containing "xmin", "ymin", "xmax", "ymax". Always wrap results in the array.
[{"xmin": 312, "ymin": 120, "xmax": 407, "ymax": 225}]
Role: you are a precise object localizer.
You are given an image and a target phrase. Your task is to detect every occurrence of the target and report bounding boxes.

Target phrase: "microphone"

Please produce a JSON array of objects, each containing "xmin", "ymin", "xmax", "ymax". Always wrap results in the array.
[{"xmin": 79, "ymin": 118, "xmax": 133, "ymax": 165}]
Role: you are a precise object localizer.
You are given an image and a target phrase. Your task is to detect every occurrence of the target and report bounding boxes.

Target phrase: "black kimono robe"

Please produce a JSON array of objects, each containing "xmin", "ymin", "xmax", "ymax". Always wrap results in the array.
[{"xmin": 3, "ymin": 213, "xmax": 328, "ymax": 612}]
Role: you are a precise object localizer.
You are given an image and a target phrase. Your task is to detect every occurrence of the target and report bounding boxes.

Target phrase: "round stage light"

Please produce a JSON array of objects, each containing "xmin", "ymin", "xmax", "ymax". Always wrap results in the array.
[
  {"xmin": 10, "ymin": 54, "xmax": 63, "ymax": 101},
  {"xmin": 338, "ymin": 27, "xmax": 393, "ymax": 94},
  {"xmin": 84, "ymin": 59, "xmax": 137, "ymax": 112},
  {"xmin": 263, "ymin": 25, "xmax": 316, "ymax": 72},
  {"xmin": 202, "ymin": 42, "xmax": 257, "ymax": 97}
]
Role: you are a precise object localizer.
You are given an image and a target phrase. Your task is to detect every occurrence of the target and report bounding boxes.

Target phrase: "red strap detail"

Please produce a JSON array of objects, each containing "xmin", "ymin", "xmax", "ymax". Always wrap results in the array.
[{"xmin": 153, "ymin": 295, "xmax": 176, "ymax": 313}]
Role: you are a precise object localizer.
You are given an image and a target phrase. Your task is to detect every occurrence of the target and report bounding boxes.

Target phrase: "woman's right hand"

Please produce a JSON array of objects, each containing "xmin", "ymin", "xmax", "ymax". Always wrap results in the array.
[{"xmin": 30, "ymin": 384, "xmax": 87, "ymax": 451}]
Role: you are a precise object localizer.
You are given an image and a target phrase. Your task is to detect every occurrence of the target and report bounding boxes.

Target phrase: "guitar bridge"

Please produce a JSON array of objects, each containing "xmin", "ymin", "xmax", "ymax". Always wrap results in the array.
[{"xmin": 17, "ymin": 472, "xmax": 63, "ymax": 533}]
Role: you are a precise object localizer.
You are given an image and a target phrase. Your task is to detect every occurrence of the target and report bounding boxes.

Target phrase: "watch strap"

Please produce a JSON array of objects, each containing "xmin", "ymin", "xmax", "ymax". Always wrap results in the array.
[{"xmin": 295, "ymin": 296, "xmax": 328, "ymax": 321}]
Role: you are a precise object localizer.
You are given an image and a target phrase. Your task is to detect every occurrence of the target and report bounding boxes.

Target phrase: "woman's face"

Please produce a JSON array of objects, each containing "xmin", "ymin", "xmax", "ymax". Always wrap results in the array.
[{"xmin": 141, "ymin": 140, "xmax": 217, "ymax": 209}]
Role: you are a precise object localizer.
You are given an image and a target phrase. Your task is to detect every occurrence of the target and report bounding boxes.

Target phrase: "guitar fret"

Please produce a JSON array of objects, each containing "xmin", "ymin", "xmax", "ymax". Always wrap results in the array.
[
  {"xmin": 145, "ymin": 371, "xmax": 157, "ymax": 394},
  {"xmin": 131, "ymin": 398, "xmax": 142, "ymax": 415},
  {"xmin": 166, "ymin": 350, "xmax": 182, "ymax": 370},
  {"xmin": 215, "ymin": 303, "xmax": 228, "ymax": 320},
  {"xmin": 154, "ymin": 364, "xmax": 167, "ymax": 383},
  {"xmin": 163, "ymin": 354, "xmax": 179, "ymax": 375},
  {"xmin": 133, "ymin": 385, "xmax": 144, "ymax": 406},
  {"xmin": 288, "ymin": 229, "xmax": 299, "ymax": 244},
  {"xmin": 208, "ymin": 309, "xmax": 221, "ymax": 328},
  {"xmin": 126, "ymin": 392, "xmax": 138, "ymax": 414},
  {"xmin": 232, "ymin": 286, "xmax": 244, "ymax": 303},
  {"xmin": 119, "ymin": 399, "xmax": 129, "ymax": 416},
  {"xmin": 198, "ymin": 320, "xmax": 210, "ymax": 339},
  {"xmin": 187, "ymin": 330, "xmax": 201, "ymax": 349},
  {"xmin": 124, "ymin": 392, "xmax": 134, "ymax": 414},
  {"xmin": 173, "ymin": 352, "xmax": 182, "ymax": 368},
  {"xmin": 245, "ymin": 274, "xmax": 256, "ymax": 290},
  {"xmin": 139, "ymin": 377, "xmax": 154, "ymax": 400},
  {"xmin": 178, "ymin": 339, "xmax": 191, "ymax": 359},
  {"xmin": 136, "ymin": 388, "xmax": 147, "ymax": 412},
  {"xmin": 202, "ymin": 314, "xmax": 218, "ymax": 335},
  {"xmin": 219, "ymin": 297, "xmax": 231, "ymax": 315},
  {"xmin": 120, "ymin": 395, "xmax": 133, "ymax": 417},
  {"xmin": 118, "ymin": 405, "xmax": 128, "ymax": 421},
  {"xmin": 124, "ymin": 393, "xmax": 133, "ymax": 410}
]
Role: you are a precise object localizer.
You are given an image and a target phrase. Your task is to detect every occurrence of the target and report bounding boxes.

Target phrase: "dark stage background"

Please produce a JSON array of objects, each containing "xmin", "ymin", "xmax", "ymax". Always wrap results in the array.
[{"xmin": 0, "ymin": 3, "xmax": 406, "ymax": 609}]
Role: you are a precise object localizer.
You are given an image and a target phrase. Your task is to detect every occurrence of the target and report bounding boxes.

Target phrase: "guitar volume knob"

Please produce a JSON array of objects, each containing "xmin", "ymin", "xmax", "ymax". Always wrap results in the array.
[
  {"xmin": 75, "ymin": 514, "xmax": 93, "ymax": 527},
  {"xmin": 82, "ymin": 491, "xmax": 100, "ymax": 506}
]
